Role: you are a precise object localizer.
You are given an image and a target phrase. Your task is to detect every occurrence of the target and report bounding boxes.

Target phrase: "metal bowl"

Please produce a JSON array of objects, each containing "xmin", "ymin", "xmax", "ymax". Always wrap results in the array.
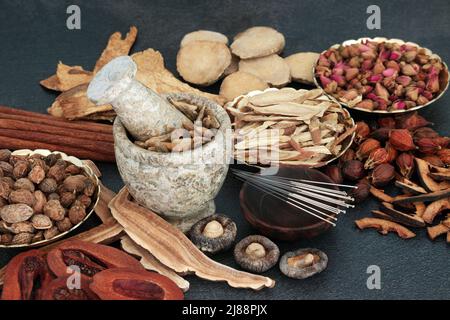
[
  {"xmin": 313, "ymin": 37, "xmax": 449, "ymax": 114},
  {"xmin": 226, "ymin": 88, "xmax": 356, "ymax": 168},
  {"xmin": 0, "ymin": 149, "xmax": 100, "ymax": 249}
]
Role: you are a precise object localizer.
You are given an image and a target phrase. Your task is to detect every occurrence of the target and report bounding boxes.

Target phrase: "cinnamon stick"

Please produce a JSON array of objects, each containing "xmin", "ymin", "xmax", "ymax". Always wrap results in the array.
[{"xmin": 0, "ymin": 105, "xmax": 113, "ymax": 134}]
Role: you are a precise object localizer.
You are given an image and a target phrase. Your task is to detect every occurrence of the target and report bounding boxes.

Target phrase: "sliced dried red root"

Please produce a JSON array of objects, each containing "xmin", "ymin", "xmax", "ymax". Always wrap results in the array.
[
  {"xmin": 381, "ymin": 202, "xmax": 425, "ymax": 227},
  {"xmin": 415, "ymin": 158, "xmax": 450, "ymax": 192},
  {"xmin": 370, "ymin": 186, "xmax": 394, "ymax": 203},
  {"xmin": 40, "ymin": 276, "xmax": 99, "ymax": 300},
  {"xmin": 46, "ymin": 240, "xmax": 144, "ymax": 278},
  {"xmin": 1, "ymin": 250, "xmax": 53, "ymax": 300},
  {"xmin": 414, "ymin": 202, "xmax": 426, "ymax": 217},
  {"xmin": 355, "ymin": 218, "xmax": 416, "ymax": 239},
  {"xmin": 89, "ymin": 268, "xmax": 184, "ymax": 300},
  {"xmin": 422, "ymin": 198, "xmax": 450, "ymax": 224},
  {"xmin": 427, "ymin": 224, "xmax": 449, "ymax": 241},
  {"xmin": 109, "ymin": 188, "xmax": 275, "ymax": 290},
  {"xmin": 392, "ymin": 189, "xmax": 450, "ymax": 204},
  {"xmin": 447, "ymin": 232, "xmax": 450, "ymax": 243}
]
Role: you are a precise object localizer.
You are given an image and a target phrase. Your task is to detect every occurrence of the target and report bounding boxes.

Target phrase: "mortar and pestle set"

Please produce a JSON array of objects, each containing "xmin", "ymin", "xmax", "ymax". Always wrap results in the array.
[{"xmin": 87, "ymin": 56, "xmax": 231, "ymax": 232}]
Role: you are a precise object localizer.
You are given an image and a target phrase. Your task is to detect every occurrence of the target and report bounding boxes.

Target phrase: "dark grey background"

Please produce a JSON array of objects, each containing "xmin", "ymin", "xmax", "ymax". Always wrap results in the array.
[{"xmin": 0, "ymin": 0, "xmax": 448, "ymax": 300}]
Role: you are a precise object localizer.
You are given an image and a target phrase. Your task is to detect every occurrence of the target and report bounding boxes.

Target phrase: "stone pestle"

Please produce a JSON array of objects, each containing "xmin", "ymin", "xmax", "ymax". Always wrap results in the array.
[{"xmin": 87, "ymin": 55, "xmax": 190, "ymax": 141}]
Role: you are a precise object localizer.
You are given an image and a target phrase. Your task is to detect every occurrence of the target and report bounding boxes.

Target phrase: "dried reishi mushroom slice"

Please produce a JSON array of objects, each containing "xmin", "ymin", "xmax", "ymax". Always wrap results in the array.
[
  {"xmin": 239, "ymin": 54, "xmax": 291, "ymax": 87},
  {"xmin": 2, "ymin": 249, "xmax": 53, "ymax": 300},
  {"xmin": 395, "ymin": 179, "xmax": 427, "ymax": 195},
  {"xmin": 355, "ymin": 217, "xmax": 416, "ymax": 239},
  {"xmin": 40, "ymin": 276, "xmax": 99, "ymax": 300},
  {"xmin": 188, "ymin": 214, "xmax": 237, "ymax": 254},
  {"xmin": 415, "ymin": 158, "xmax": 450, "ymax": 192},
  {"xmin": 392, "ymin": 189, "xmax": 450, "ymax": 204},
  {"xmin": 47, "ymin": 240, "xmax": 144, "ymax": 278},
  {"xmin": 279, "ymin": 248, "xmax": 328, "ymax": 279},
  {"xmin": 369, "ymin": 186, "xmax": 394, "ymax": 203},
  {"xmin": 219, "ymin": 71, "xmax": 269, "ymax": 101},
  {"xmin": 180, "ymin": 30, "xmax": 228, "ymax": 47},
  {"xmin": 380, "ymin": 202, "xmax": 426, "ymax": 227},
  {"xmin": 284, "ymin": 52, "xmax": 320, "ymax": 85},
  {"xmin": 176, "ymin": 40, "xmax": 232, "ymax": 86},
  {"xmin": 230, "ymin": 26, "xmax": 285, "ymax": 59},
  {"xmin": 89, "ymin": 268, "xmax": 184, "ymax": 300},
  {"xmin": 422, "ymin": 198, "xmax": 450, "ymax": 224},
  {"xmin": 427, "ymin": 223, "xmax": 449, "ymax": 241},
  {"xmin": 233, "ymin": 235, "xmax": 280, "ymax": 273}
]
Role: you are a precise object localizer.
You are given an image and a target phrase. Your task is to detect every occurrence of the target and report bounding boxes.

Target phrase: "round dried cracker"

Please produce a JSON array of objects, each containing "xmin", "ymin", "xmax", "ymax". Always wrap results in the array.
[
  {"xmin": 285, "ymin": 52, "xmax": 320, "ymax": 85},
  {"xmin": 231, "ymin": 26, "xmax": 285, "ymax": 59},
  {"xmin": 180, "ymin": 30, "xmax": 228, "ymax": 47},
  {"xmin": 176, "ymin": 40, "xmax": 232, "ymax": 86},
  {"xmin": 239, "ymin": 54, "xmax": 291, "ymax": 87},
  {"xmin": 220, "ymin": 71, "xmax": 269, "ymax": 101}
]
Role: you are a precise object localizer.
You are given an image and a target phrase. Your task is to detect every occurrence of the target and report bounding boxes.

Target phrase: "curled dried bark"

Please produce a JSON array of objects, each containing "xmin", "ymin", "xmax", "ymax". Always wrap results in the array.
[
  {"xmin": 422, "ymin": 198, "xmax": 450, "ymax": 224},
  {"xmin": 369, "ymin": 186, "xmax": 394, "ymax": 203},
  {"xmin": 427, "ymin": 224, "xmax": 449, "ymax": 240},
  {"xmin": 355, "ymin": 217, "xmax": 416, "ymax": 239}
]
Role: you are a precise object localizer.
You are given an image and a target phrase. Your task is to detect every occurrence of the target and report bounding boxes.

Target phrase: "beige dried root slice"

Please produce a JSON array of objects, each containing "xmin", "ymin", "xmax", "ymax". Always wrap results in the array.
[
  {"xmin": 40, "ymin": 62, "xmax": 93, "ymax": 92},
  {"xmin": 234, "ymin": 135, "xmax": 290, "ymax": 150},
  {"xmin": 109, "ymin": 188, "xmax": 275, "ymax": 290},
  {"xmin": 427, "ymin": 223, "xmax": 449, "ymax": 240},
  {"xmin": 177, "ymin": 40, "xmax": 232, "ymax": 86},
  {"xmin": 220, "ymin": 71, "xmax": 268, "ymax": 102},
  {"xmin": 231, "ymin": 26, "xmax": 285, "ymax": 59},
  {"xmin": 181, "ymin": 30, "xmax": 228, "ymax": 47},
  {"xmin": 248, "ymin": 88, "xmax": 309, "ymax": 106},
  {"xmin": 93, "ymin": 26, "xmax": 138, "ymax": 73},
  {"xmin": 250, "ymin": 101, "xmax": 329, "ymax": 119},
  {"xmin": 132, "ymin": 49, "xmax": 224, "ymax": 105},
  {"xmin": 285, "ymin": 52, "xmax": 320, "ymax": 85},
  {"xmin": 120, "ymin": 236, "xmax": 190, "ymax": 292},
  {"xmin": 48, "ymin": 83, "xmax": 113, "ymax": 119},
  {"xmin": 81, "ymin": 110, "xmax": 116, "ymax": 122},
  {"xmin": 239, "ymin": 54, "xmax": 291, "ymax": 87},
  {"xmin": 223, "ymin": 54, "xmax": 239, "ymax": 76},
  {"xmin": 355, "ymin": 217, "xmax": 416, "ymax": 239},
  {"xmin": 422, "ymin": 198, "xmax": 450, "ymax": 224}
]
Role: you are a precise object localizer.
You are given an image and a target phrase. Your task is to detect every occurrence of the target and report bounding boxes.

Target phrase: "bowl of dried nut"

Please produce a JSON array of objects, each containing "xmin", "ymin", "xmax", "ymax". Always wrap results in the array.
[
  {"xmin": 314, "ymin": 37, "xmax": 449, "ymax": 113},
  {"xmin": 0, "ymin": 149, "xmax": 99, "ymax": 248}
]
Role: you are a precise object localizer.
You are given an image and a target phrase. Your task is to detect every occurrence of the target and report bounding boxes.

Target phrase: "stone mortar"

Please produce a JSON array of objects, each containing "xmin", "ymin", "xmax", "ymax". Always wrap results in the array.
[{"xmin": 114, "ymin": 92, "xmax": 231, "ymax": 232}]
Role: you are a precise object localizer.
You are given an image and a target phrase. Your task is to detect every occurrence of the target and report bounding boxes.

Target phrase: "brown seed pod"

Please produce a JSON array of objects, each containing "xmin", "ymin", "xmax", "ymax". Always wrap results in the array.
[
  {"xmin": 68, "ymin": 205, "xmax": 86, "ymax": 225},
  {"xmin": 13, "ymin": 178, "xmax": 35, "ymax": 192},
  {"xmin": 47, "ymin": 163, "xmax": 66, "ymax": 182},
  {"xmin": 43, "ymin": 200, "xmax": 66, "ymax": 221},
  {"xmin": 39, "ymin": 178, "xmax": 58, "ymax": 194},
  {"xmin": 31, "ymin": 214, "xmax": 53, "ymax": 230},
  {"xmin": 12, "ymin": 161, "xmax": 29, "ymax": 179},
  {"xmin": 28, "ymin": 165, "xmax": 46, "ymax": 184},
  {"xmin": 33, "ymin": 190, "xmax": 47, "ymax": 214},
  {"xmin": 9, "ymin": 189, "xmax": 36, "ymax": 207},
  {"xmin": 43, "ymin": 226, "xmax": 60, "ymax": 240},
  {"xmin": 60, "ymin": 191, "xmax": 76, "ymax": 208},
  {"xmin": 0, "ymin": 149, "xmax": 11, "ymax": 162},
  {"xmin": 0, "ymin": 204, "xmax": 34, "ymax": 223},
  {"xmin": 56, "ymin": 217, "xmax": 73, "ymax": 233},
  {"xmin": 11, "ymin": 232, "xmax": 33, "ymax": 245}
]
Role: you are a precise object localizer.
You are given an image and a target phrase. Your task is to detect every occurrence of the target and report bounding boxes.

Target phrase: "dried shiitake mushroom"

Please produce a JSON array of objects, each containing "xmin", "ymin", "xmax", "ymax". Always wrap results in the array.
[
  {"xmin": 188, "ymin": 214, "xmax": 237, "ymax": 254},
  {"xmin": 180, "ymin": 30, "xmax": 228, "ymax": 47},
  {"xmin": 279, "ymin": 248, "xmax": 328, "ymax": 279},
  {"xmin": 219, "ymin": 71, "xmax": 269, "ymax": 101},
  {"xmin": 230, "ymin": 26, "xmax": 285, "ymax": 59},
  {"xmin": 176, "ymin": 40, "xmax": 232, "ymax": 86},
  {"xmin": 284, "ymin": 52, "xmax": 320, "ymax": 85},
  {"xmin": 239, "ymin": 54, "xmax": 291, "ymax": 87},
  {"xmin": 233, "ymin": 235, "xmax": 280, "ymax": 273}
]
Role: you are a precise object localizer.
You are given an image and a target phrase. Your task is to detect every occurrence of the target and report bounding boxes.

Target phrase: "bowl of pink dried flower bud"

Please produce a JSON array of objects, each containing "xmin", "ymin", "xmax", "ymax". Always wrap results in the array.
[{"xmin": 314, "ymin": 37, "xmax": 449, "ymax": 113}]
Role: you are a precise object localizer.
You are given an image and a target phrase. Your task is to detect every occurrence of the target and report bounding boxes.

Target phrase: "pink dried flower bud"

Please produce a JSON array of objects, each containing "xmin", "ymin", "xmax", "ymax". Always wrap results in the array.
[
  {"xmin": 406, "ymin": 87, "xmax": 419, "ymax": 101},
  {"xmin": 356, "ymin": 99, "xmax": 374, "ymax": 110},
  {"xmin": 403, "ymin": 50, "xmax": 417, "ymax": 62},
  {"xmin": 385, "ymin": 60, "xmax": 400, "ymax": 71},
  {"xmin": 324, "ymin": 81, "xmax": 338, "ymax": 94},
  {"xmin": 422, "ymin": 90, "xmax": 433, "ymax": 100},
  {"xmin": 318, "ymin": 55, "xmax": 330, "ymax": 67},
  {"xmin": 320, "ymin": 75, "xmax": 332, "ymax": 86},
  {"xmin": 389, "ymin": 95, "xmax": 398, "ymax": 102},
  {"xmin": 401, "ymin": 64, "xmax": 417, "ymax": 76},
  {"xmin": 417, "ymin": 95, "xmax": 429, "ymax": 105},
  {"xmin": 361, "ymin": 50, "xmax": 376, "ymax": 60},
  {"xmin": 342, "ymin": 89, "xmax": 359, "ymax": 101},
  {"xmin": 415, "ymin": 80, "xmax": 426, "ymax": 89},
  {"xmin": 345, "ymin": 67, "xmax": 359, "ymax": 81},
  {"xmin": 348, "ymin": 56, "xmax": 360, "ymax": 68},
  {"xmin": 396, "ymin": 75, "xmax": 412, "ymax": 86},
  {"xmin": 394, "ymin": 84, "xmax": 404, "ymax": 97},
  {"xmin": 330, "ymin": 74, "xmax": 346, "ymax": 86},
  {"xmin": 368, "ymin": 74, "xmax": 382, "ymax": 83},
  {"xmin": 426, "ymin": 74, "xmax": 440, "ymax": 93},
  {"xmin": 392, "ymin": 100, "xmax": 406, "ymax": 110},
  {"xmin": 361, "ymin": 59, "xmax": 373, "ymax": 71},
  {"xmin": 382, "ymin": 68, "xmax": 396, "ymax": 77},
  {"xmin": 373, "ymin": 61, "xmax": 386, "ymax": 74},
  {"xmin": 375, "ymin": 83, "xmax": 389, "ymax": 101},
  {"xmin": 389, "ymin": 51, "xmax": 401, "ymax": 60},
  {"xmin": 358, "ymin": 44, "xmax": 371, "ymax": 52},
  {"xmin": 378, "ymin": 49, "xmax": 390, "ymax": 60},
  {"xmin": 366, "ymin": 93, "xmax": 378, "ymax": 101}
]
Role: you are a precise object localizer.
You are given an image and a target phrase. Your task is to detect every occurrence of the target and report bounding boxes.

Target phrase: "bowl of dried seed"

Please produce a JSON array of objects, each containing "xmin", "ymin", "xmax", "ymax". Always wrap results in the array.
[{"xmin": 225, "ymin": 87, "xmax": 356, "ymax": 168}]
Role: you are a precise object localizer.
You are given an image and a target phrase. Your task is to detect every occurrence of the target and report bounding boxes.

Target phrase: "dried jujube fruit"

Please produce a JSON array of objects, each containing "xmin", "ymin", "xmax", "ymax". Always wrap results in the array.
[
  {"xmin": 219, "ymin": 71, "xmax": 269, "ymax": 101},
  {"xmin": 43, "ymin": 199, "xmax": 65, "ymax": 221},
  {"xmin": 239, "ymin": 54, "xmax": 291, "ymax": 87},
  {"xmin": 180, "ymin": 30, "xmax": 228, "ymax": 47},
  {"xmin": 0, "ymin": 204, "xmax": 34, "ymax": 223},
  {"xmin": 279, "ymin": 248, "xmax": 328, "ymax": 279},
  {"xmin": 233, "ymin": 235, "xmax": 280, "ymax": 273},
  {"xmin": 1, "ymin": 250, "xmax": 53, "ymax": 300},
  {"xmin": 176, "ymin": 40, "xmax": 232, "ymax": 86},
  {"xmin": 230, "ymin": 26, "xmax": 285, "ymax": 59},
  {"xmin": 284, "ymin": 52, "xmax": 320, "ymax": 85},
  {"xmin": 14, "ymin": 178, "xmax": 35, "ymax": 192},
  {"xmin": 89, "ymin": 268, "xmax": 184, "ymax": 300},
  {"xmin": 40, "ymin": 275, "xmax": 99, "ymax": 300},
  {"xmin": 9, "ymin": 189, "xmax": 36, "ymax": 207},
  {"xmin": 46, "ymin": 240, "xmax": 144, "ymax": 278},
  {"xmin": 189, "ymin": 214, "xmax": 237, "ymax": 254}
]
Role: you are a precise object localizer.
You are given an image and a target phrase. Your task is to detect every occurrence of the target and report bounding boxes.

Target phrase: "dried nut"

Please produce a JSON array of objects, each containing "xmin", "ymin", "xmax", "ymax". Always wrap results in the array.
[
  {"xmin": 0, "ymin": 149, "xmax": 11, "ymax": 162},
  {"xmin": 385, "ymin": 143, "xmax": 398, "ymax": 163},
  {"xmin": 339, "ymin": 149, "xmax": 356, "ymax": 164},
  {"xmin": 389, "ymin": 129, "xmax": 415, "ymax": 151},
  {"xmin": 68, "ymin": 205, "xmax": 87, "ymax": 225},
  {"xmin": 83, "ymin": 178, "xmax": 96, "ymax": 197},
  {"xmin": 355, "ymin": 121, "xmax": 371, "ymax": 143},
  {"xmin": 234, "ymin": 235, "xmax": 280, "ymax": 273},
  {"xmin": 396, "ymin": 153, "xmax": 415, "ymax": 178},
  {"xmin": 356, "ymin": 138, "xmax": 380, "ymax": 160},
  {"xmin": 8, "ymin": 221, "xmax": 35, "ymax": 234},
  {"xmin": 1, "ymin": 233, "xmax": 13, "ymax": 244},
  {"xmin": 370, "ymin": 163, "xmax": 395, "ymax": 187},
  {"xmin": 9, "ymin": 189, "xmax": 36, "ymax": 207},
  {"xmin": 60, "ymin": 192, "xmax": 76, "ymax": 208},
  {"xmin": 416, "ymin": 137, "xmax": 441, "ymax": 154},
  {"xmin": 63, "ymin": 175, "xmax": 87, "ymax": 193},
  {"xmin": 65, "ymin": 164, "xmax": 82, "ymax": 175},
  {"xmin": 31, "ymin": 231, "xmax": 44, "ymax": 243},
  {"xmin": 364, "ymin": 148, "xmax": 389, "ymax": 169},
  {"xmin": 31, "ymin": 214, "xmax": 53, "ymax": 230},
  {"xmin": 0, "ymin": 180, "xmax": 11, "ymax": 200},
  {"xmin": 351, "ymin": 179, "xmax": 371, "ymax": 204},
  {"xmin": 325, "ymin": 165, "xmax": 343, "ymax": 184},
  {"xmin": 0, "ymin": 204, "xmax": 34, "ymax": 223},
  {"xmin": 0, "ymin": 161, "xmax": 13, "ymax": 177},
  {"xmin": 279, "ymin": 248, "xmax": 328, "ymax": 279},
  {"xmin": 43, "ymin": 226, "xmax": 60, "ymax": 240},
  {"xmin": 76, "ymin": 195, "xmax": 92, "ymax": 208},
  {"xmin": 28, "ymin": 165, "xmax": 46, "ymax": 184},
  {"xmin": 11, "ymin": 232, "xmax": 33, "ymax": 245},
  {"xmin": 12, "ymin": 161, "xmax": 29, "ymax": 179},
  {"xmin": 189, "ymin": 214, "xmax": 237, "ymax": 254},
  {"xmin": 56, "ymin": 217, "xmax": 73, "ymax": 232},
  {"xmin": 33, "ymin": 190, "xmax": 47, "ymax": 214},
  {"xmin": 44, "ymin": 200, "xmax": 66, "ymax": 221},
  {"xmin": 2, "ymin": 177, "xmax": 14, "ymax": 189},
  {"xmin": 342, "ymin": 160, "xmax": 366, "ymax": 181},
  {"xmin": 39, "ymin": 178, "xmax": 58, "ymax": 193},
  {"xmin": 47, "ymin": 163, "xmax": 66, "ymax": 182},
  {"xmin": 14, "ymin": 178, "xmax": 35, "ymax": 192},
  {"xmin": 48, "ymin": 193, "xmax": 60, "ymax": 201},
  {"xmin": 45, "ymin": 153, "xmax": 62, "ymax": 167}
]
